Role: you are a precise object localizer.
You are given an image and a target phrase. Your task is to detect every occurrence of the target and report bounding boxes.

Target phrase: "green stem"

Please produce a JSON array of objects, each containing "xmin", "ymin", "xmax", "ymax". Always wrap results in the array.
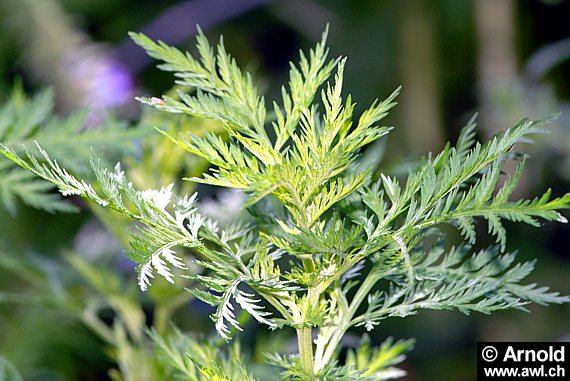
[
  {"xmin": 297, "ymin": 325, "xmax": 314, "ymax": 374},
  {"xmin": 302, "ymin": 257, "xmax": 316, "ymax": 273},
  {"xmin": 81, "ymin": 308, "xmax": 116, "ymax": 345},
  {"xmin": 318, "ymin": 266, "xmax": 388, "ymax": 369},
  {"xmin": 297, "ymin": 284, "xmax": 320, "ymax": 375},
  {"xmin": 261, "ymin": 292, "xmax": 294, "ymax": 321},
  {"xmin": 348, "ymin": 266, "xmax": 384, "ymax": 317}
]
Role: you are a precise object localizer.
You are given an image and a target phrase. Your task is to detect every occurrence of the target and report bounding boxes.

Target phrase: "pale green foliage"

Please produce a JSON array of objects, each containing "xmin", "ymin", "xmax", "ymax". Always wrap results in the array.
[
  {"xmin": 150, "ymin": 329, "xmax": 256, "ymax": 381},
  {"xmin": 355, "ymin": 239, "xmax": 566, "ymax": 333},
  {"xmin": 355, "ymin": 115, "xmax": 569, "ymax": 277},
  {"xmin": 1, "ymin": 28, "xmax": 569, "ymax": 380},
  {"xmin": 0, "ymin": 86, "xmax": 144, "ymax": 215},
  {"xmin": 345, "ymin": 337, "xmax": 415, "ymax": 380},
  {"xmin": 0, "ymin": 142, "xmax": 203, "ymax": 291},
  {"xmin": 0, "ymin": 94, "xmax": 227, "ymax": 381},
  {"xmin": 131, "ymin": 29, "xmax": 394, "ymax": 216},
  {"xmin": 266, "ymin": 336, "xmax": 413, "ymax": 381},
  {"xmin": 0, "ymin": 241, "xmax": 194, "ymax": 381}
]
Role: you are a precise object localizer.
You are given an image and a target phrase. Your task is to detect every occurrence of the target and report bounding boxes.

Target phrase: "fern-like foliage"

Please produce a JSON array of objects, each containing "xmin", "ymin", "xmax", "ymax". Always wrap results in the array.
[
  {"xmin": 1, "ymin": 28, "xmax": 569, "ymax": 380},
  {"xmin": 0, "ymin": 86, "xmax": 144, "ymax": 215},
  {"xmin": 0, "ymin": 158, "xmax": 74, "ymax": 215},
  {"xmin": 356, "ymin": 116, "xmax": 569, "ymax": 277},
  {"xmin": 345, "ymin": 336, "xmax": 415, "ymax": 380},
  {"xmin": 267, "ymin": 336, "xmax": 414, "ymax": 381},
  {"xmin": 356, "ymin": 241, "xmax": 568, "ymax": 332},
  {"xmin": 0, "ymin": 142, "xmax": 203, "ymax": 290},
  {"xmin": 0, "ymin": 142, "xmax": 289, "ymax": 339},
  {"xmin": 150, "ymin": 328, "xmax": 257, "ymax": 381},
  {"xmin": 131, "ymin": 29, "xmax": 395, "ymax": 218}
]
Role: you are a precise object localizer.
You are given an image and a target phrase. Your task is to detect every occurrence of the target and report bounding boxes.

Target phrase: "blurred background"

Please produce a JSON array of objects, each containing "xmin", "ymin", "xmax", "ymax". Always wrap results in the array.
[{"xmin": 0, "ymin": 0, "xmax": 568, "ymax": 380}]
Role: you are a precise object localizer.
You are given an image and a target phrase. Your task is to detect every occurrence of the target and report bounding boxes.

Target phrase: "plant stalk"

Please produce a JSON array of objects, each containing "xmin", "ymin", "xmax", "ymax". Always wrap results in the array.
[
  {"xmin": 318, "ymin": 266, "xmax": 387, "ymax": 368},
  {"xmin": 297, "ymin": 325, "xmax": 314, "ymax": 374},
  {"xmin": 297, "ymin": 282, "xmax": 319, "ymax": 375}
]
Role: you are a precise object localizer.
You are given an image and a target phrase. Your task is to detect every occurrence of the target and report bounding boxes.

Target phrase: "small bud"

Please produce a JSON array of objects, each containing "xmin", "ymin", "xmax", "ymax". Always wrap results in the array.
[{"xmin": 151, "ymin": 97, "xmax": 165, "ymax": 105}]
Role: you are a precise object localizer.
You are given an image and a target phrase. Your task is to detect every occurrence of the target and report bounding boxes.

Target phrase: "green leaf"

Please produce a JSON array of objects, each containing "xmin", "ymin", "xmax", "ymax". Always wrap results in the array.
[{"xmin": 0, "ymin": 86, "xmax": 145, "ymax": 215}]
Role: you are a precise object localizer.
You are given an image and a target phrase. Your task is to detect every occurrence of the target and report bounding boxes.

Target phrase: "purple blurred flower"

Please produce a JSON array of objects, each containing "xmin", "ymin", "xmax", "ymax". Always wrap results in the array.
[{"xmin": 61, "ymin": 44, "xmax": 135, "ymax": 112}]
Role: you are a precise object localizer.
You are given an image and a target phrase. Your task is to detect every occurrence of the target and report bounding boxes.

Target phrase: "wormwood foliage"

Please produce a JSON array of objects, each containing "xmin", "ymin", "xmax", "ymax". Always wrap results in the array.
[
  {"xmin": 1, "ymin": 29, "xmax": 569, "ymax": 380},
  {"xmin": 150, "ymin": 328, "xmax": 256, "ymax": 381},
  {"xmin": 0, "ymin": 86, "xmax": 144, "ymax": 215}
]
